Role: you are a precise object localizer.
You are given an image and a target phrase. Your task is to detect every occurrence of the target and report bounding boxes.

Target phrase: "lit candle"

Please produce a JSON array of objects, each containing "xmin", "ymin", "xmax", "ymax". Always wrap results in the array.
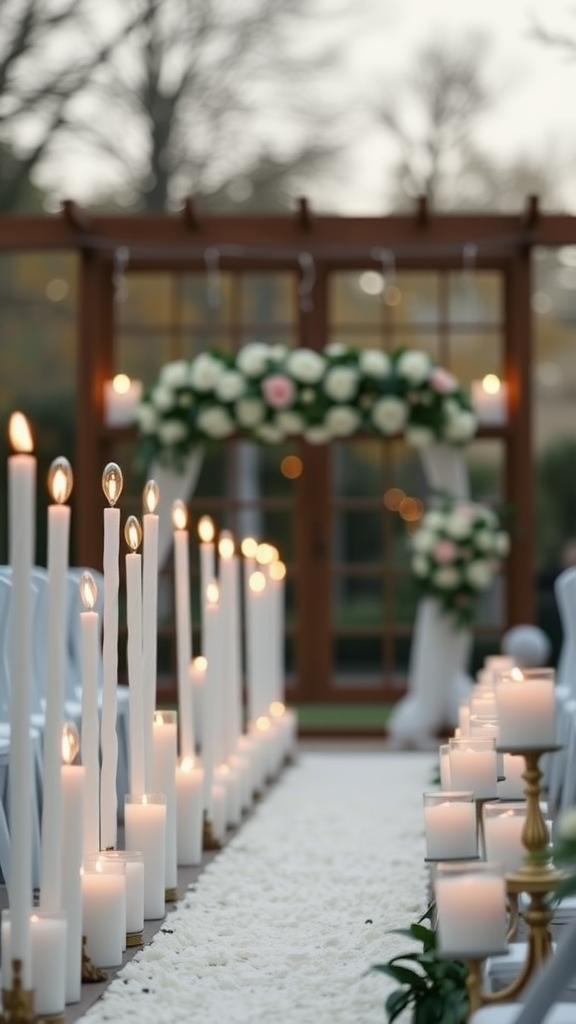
[
  {"xmin": 203, "ymin": 583, "xmax": 222, "ymax": 819},
  {"xmin": 142, "ymin": 480, "xmax": 160, "ymax": 791},
  {"xmin": 99, "ymin": 850, "xmax": 144, "ymax": 946},
  {"xmin": 211, "ymin": 782, "xmax": 227, "ymax": 844},
  {"xmin": 124, "ymin": 794, "xmax": 166, "ymax": 920},
  {"xmin": 482, "ymin": 802, "xmax": 527, "ymax": 873},
  {"xmin": 172, "ymin": 500, "xmax": 195, "ymax": 759},
  {"xmin": 152, "ymin": 710, "xmax": 178, "ymax": 899},
  {"xmin": 246, "ymin": 569, "xmax": 268, "ymax": 725},
  {"xmin": 100, "ymin": 462, "xmax": 123, "ymax": 851},
  {"xmin": 268, "ymin": 557, "xmax": 286, "ymax": 706},
  {"xmin": 190, "ymin": 655, "xmax": 207, "ymax": 754},
  {"xmin": 176, "ymin": 756, "xmax": 204, "ymax": 866},
  {"xmin": 126, "ymin": 515, "xmax": 145, "ymax": 796},
  {"xmin": 435, "ymin": 864, "xmax": 507, "ymax": 957},
  {"xmin": 449, "ymin": 738, "xmax": 498, "ymax": 800},
  {"xmin": 6, "ymin": 411, "xmax": 35, "ymax": 990},
  {"xmin": 198, "ymin": 515, "xmax": 215, "ymax": 655},
  {"xmin": 439, "ymin": 744, "xmax": 452, "ymax": 791},
  {"xmin": 1, "ymin": 910, "xmax": 67, "ymax": 1019},
  {"xmin": 103, "ymin": 373, "xmax": 143, "ymax": 427},
  {"xmin": 60, "ymin": 723, "xmax": 85, "ymax": 1004},
  {"xmin": 457, "ymin": 703, "xmax": 470, "ymax": 738},
  {"xmin": 241, "ymin": 535, "xmax": 258, "ymax": 621},
  {"xmin": 423, "ymin": 792, "xmax": 477, "ymax": 860},
  {"xmin": 40, "ymin": 456, "xmax": 73, "ymax": 913},
  {"xmin": 80, "ymin": 572, "xmax": 100, "ymax": 858},
  {"xmin": 218, "ymin": 531, "xmax": 242, "ymax": 760},
  {"xmin": 471, "ymin": 374, "xmax": 507, "ymax": 426},
  {"xmin": 495, "ymin": 668, "xmax": 556, "ymax": 749},
  {"xmin": 81, "ymin": 856, "xmax": 125, "ymax": 968}
]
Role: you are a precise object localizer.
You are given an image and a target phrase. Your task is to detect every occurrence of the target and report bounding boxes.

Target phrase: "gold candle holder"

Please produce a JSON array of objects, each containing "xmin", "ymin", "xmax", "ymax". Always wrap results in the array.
[
  {"xmin": 202, "ymin": 811, "xmax": 221, "ymax": 851},
  {"xmin": 0, "ymin": 959, "xmax": 35, "ymax": 1024},
  {"xmin": 80, "ymin": 936, "xmax": 107, "ymax": 984}
]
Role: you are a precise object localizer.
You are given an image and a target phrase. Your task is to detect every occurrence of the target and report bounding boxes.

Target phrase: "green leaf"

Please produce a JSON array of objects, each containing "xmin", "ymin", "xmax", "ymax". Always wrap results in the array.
[
  {"xmin": 372, "ymin": 963, "xmax": 426, "ymax": 988},
  {"xmin": 384, "ymin": 988, "xmax": 414, "ymax": 1022}
]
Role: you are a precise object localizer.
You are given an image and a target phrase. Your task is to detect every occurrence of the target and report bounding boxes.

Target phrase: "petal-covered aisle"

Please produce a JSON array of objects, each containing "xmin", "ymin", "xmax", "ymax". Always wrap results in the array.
[{"xmin": 80, "ymin": 753, "xmax": 431, "ymax": 1024}]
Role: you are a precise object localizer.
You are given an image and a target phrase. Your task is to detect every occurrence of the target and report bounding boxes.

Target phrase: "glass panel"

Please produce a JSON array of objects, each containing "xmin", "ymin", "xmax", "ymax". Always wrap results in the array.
[
  {"xmin": 389, "ymin": 573, "xmax": 419, "ymax": 625},
  {"xmin": 328, "ymin": 330, "xmax": 385, "ymax": 349},
  {"xmin": 241, "ymin": 273, "xmax": 295, "ymax": 324},
  {"xmin": 331, "ymin": 271, "xmax": 383, "ymax": 325},
  {"xmin": 179, "ymin": 273, "xmax": 233, "ymax": 324},
  {"xmin": 388, "ymin": 332, "xmax": 441, "ymax": 361},
  {"xmin": 332, "ymin": 635, "xmax": 383, "ymax": 683},
  {"xmin": 121, "ymin": 273, "xmax": 172, "ymax": 326},
  {"xmin": 467, "ymin": 440, "xmax": 505, "ymax": 505},
  {"xmin": 393, "ymin": 272, "xmax": 440, "ymax": 327},
  {"xmin": 449, "ymin": 332, "xmax": 503, "ymax": 385},
  {"xmin": 332, "ymin": 441, "xmax": 384, "ymax": 499},
  {"xmin": 331, "ymin": 573, "xmax": 384, "ymax": 627},
  {"xmin": 448, "ymin": 271, "xmax": 503, "ymax": 326},
  {"xmin": 116, "ymin": 330, "xmax": 174, "ymax": 381},
  {"xmin": 332, "ymin": 509, "xmax": 383, "ymax": 564}
]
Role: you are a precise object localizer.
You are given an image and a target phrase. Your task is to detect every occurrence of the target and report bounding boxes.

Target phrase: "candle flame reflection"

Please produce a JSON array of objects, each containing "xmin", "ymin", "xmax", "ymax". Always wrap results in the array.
[
  {"xmin": 143, "ymin": 479, "xmax": 159, "ymax": 514},
  {"xmin": 48, "ymin": 456, "xmax": 73, "ymax": 504},
  {"xmin": 8, "ymin": 411, "xmax": 33, "ymax": 453},
  {"xmin": 79, "ymin": 571, "xmax": 97, "ymax": 611}
]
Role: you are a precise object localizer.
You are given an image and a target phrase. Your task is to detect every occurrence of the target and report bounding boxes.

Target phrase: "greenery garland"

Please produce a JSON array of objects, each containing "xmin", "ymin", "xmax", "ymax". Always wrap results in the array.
[{"xmin": 135, "ymin": 342, "xmax": 477, "ymax": 470}]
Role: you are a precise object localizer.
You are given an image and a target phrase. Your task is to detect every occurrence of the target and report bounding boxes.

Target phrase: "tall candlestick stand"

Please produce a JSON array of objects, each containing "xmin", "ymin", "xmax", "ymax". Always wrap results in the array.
[{"xmin": 0, "ymin": 959, "xmax": 34, "ymax": 1023}]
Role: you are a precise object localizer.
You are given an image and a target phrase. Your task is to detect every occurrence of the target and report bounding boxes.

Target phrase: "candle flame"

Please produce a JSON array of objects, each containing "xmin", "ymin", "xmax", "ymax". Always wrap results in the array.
[
  {"xmin": 482, "ymin": 373, "xmax": 501, "ymax": 395},
  {"xmin": 125, "ymin": 515, "xmax": 142, "ymax": 552},
  {"xmin": 79, "ymin": 571, "xmax": 97, "ymax": 611},
  {"xmin": 102, "ymin": 462, "xmax": 123, "ymax": 506},
  {"xmin": 249, "ymin": 570, "xmax": 266, "ymax": 594},
  {"xmin": 8, "ymin": 412, "xmax": 33, "ymax": 454},
  {"xmin": 143, "ymin": 479, "xmax": 159, "ymax": 514},
  {"xmin": 509, "ymin": 667, "xmax": 525, "ymax": 682},
  {"xmin": 207, "ymin": 581, "xmax": 219, "ymax": 605},
  {"xmin": 256, "ymin": 715, "xmax": 271, "ymax": 733},
  {"xmin": 256, "ymin": 542, "xmax": 275, "ymax": 565},
  {"xmin": 181, "ymin": 756, "xmax": 194, "ymax": 772},
  {"xmin": 193, "ymin": 655, "xmax": 207, "ymax": 672},
  {"xmin": 154, "ymin": 712, "xmax": 164, "ymax": 726},
  {"xmin": 172, "ymin": 499, "xmax": 187, "ymax": 531},
  {"xmin": 269, "ymin": 701, "xmax": 285, "ymax": 718},
  {"xmin": 241, "ymin": 536, "xmax": 258, "ymax": 558},
  {"xmin": 269, "ymin": 560, "xmax": 286, "ymax": 581},
  {"xmin": 198, "ymin": 515, "xmax": 215, "ymax": 542},
  {"xmin": 218, "ymin": 531, "xmax": 235, "ymax": 559},
  {"xmin": 112, "ymin": 373, "xmax": 131, "ymax": 395},
  {"xmin": 61, "ymin": 722, "xmax": 80, "ymax": 765},
  {"xmin": 48, "ymin": 456, "xmax": 73, "ymax": 504}
]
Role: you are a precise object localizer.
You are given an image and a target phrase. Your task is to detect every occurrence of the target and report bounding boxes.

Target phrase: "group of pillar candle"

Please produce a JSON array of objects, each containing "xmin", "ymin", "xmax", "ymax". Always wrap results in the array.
[
  {"xmin": 2, "ymin": 413, "xmax": 296, "ymax": 1020},
  {"xmin": 421, "ymin": 655, "xmax": 557, "ymax": 959}
]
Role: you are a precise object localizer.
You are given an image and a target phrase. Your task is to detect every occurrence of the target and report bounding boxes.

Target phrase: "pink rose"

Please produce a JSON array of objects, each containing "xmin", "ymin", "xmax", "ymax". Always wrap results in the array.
[
  {"xmin": 434, "ymin": 539, "xmax": 458, "ymax": 564},
  {"xmin": 261, "ymin": 374, "xmax": 296, "ymax": 409},
  {"xmin": 429, "ymin": 367, "xmax": 458, "ymax": 394}
]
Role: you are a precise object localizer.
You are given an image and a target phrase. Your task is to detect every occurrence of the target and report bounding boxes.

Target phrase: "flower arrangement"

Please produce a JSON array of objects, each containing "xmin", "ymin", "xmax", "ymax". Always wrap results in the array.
[
  {"xmin": 135, "ymin": 342, "xmax": 477, "ymax": 470},
  {"xmin": 410, "ymin": 495, "xmax": 510, "ymax": 627}
]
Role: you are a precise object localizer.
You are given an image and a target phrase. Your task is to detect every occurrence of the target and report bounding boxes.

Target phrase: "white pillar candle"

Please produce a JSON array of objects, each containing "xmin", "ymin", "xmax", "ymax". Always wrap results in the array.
[
  {"xmin": 498, "ymin": 753, "xmax": 526, "ymax": 800},
  {"xmin": 203, "ymin": 583, "xmax": 222, "ymax": 817},
  {"xmin": 268, "ymin": 558, "xmax": 287, "ymax": 705},
  {"xmin": 218, "ymin": 532, "xmax": 243, "ymax": 761},
  {"xmin": 103, "ymin": 375, "xmax": 143, "ymax": 426},
  {"xmin": 2, "ymin": 910, "xmax": 67, "ymax": 1018},
  {"xmin": 61, "ymin": 730, "xmax": 85, "ymax": 1005},
  {"xmin": 483, "ymin": 803, "xmax": 527, "ymax": 873},
  {"xmin": 81, "ymin": 857, "xmax": 125, "ymax": 968},
  {"xmin": 6, "ymin": 412, "xmax": 35, "ymax": 989},
  {"xmin": 495, "ymin": 669, "xmax": 556, "ymax": 748},
  {"xmin": 449, "ymin": 739, "xmax": 498, "ymax": 800},
  {"xmin": 175, "ymin": 757, "xmax": 204, "ymax": 866},
  {"xmin": 79, "ymin": 572, "xmax": 101, "ymax": 858},
  {"xmin": 190, "ymin": 655, "xmax": 206, "ymax": 754},
  {"xmin": 142, "ymin": 480, "xmax": 160, "ymax": 792},
  {"xmin": 100, "ymin": 850, "xmax": 144, "ymax": 943},
  {"xmin": 172, "ymin": 501, "xmax": 195, "ymax": 759},
  {"xmin": 40, "ymin": 457, "xmax": 73, "ymax": 913},
  {"xmin": 124, "ymin": 794, "xmax": 166, "ymax": 920},
  {"xmin": 211, "ymin": 782, "xmax": 227, "ymax": 844},
  {"xmin": 152, "ymin": 710, "xmax": 178, "ymax": 896},
  {"xmin": 229, "ymin": 752, "xmax": 250, "ymax": 816},
  {"xmin": 100, "ymin": 462, "xmax": 123, "ymax": 852},
  {"xmin": 458, "ymin": 703, "xmax": 470, "ymax": 738},
  {"xmin": 198, "ymin": 515, "xmax": 216, "ymax": 655},
  {"xmin": 439, "ymin": 744, "xmax": 452, "ymax": 791},
  {"xmin": 423, "ymin": 792, "xmax": 477, "ymax": 860},
  {"xmin": 435, "ymin": 866, "xmax": 507, "ymax": 956},
  {"xmin": 126, "ymin": 515, "xmax": 145, "ymax": 797},
  {"xmin": 246, "ymin": 570, "xmax": 268, "ymax": 725}
]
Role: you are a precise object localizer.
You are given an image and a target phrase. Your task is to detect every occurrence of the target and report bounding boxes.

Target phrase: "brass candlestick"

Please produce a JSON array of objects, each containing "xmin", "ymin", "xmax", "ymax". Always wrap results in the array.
[
  {"xmin": 202, "ymin": 811, "xmax": 221, "ymax": 851},
  {"xmin": 0, "ymin": 959, "xmax": 35, "ymax": 1024}
]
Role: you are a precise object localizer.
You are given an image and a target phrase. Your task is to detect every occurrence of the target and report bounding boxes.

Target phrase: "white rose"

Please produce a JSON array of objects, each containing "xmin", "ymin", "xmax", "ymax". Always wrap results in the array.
[
  {"xmin": 151, "ymin": 384, "xmax": 174, "ymax": 412},
  {"xmin": 304, "ymin": 425, "xmax": 332, "ymax": 444},
  {"xmin": 159, "ymin": 359, "xmax": 190, "ymax": 389},
  {"xmin": 396, "ymin": 350, "xmax": 431, "ymax": 385},
  {"xmin": 136, "ymin": 403, "xmax": 158, "ymax": 433},
  {"xmin": 157, "ymin": 419, "xmax": 188, "ymax": 445},
  {"xmin": 275, "ymin": 411, "xmax": 304, "ymax": 435},
  {"xmin": 236, "ymin": 342, "xmax": 271, "ymax": 378},
  {"xmin": 371, "ymin": 396, "xmax": 407, "ymax": 434},
  {"xmin": 235, "ymin": 397, "xmax": 265, "ymax": 428},
  {"xmin": 475, "ymin": 528, "xmax": 494, "ymax": 553},
  {"xmin": 493, "ymin": 531, "xmax": 510, "ymax": 557},
  {"xmin": 559, "ymin": 807, "xmax": 576, "ymax": 841},
  {"xmin": 359, "ymin": 349, "xmax": 391, "ymax": 378},
  {"xmin": 433, "ymin": 566, "xmax": 460, "ymax": 589},
  {"xmin": 196, "ymin": 406, "xmax": 235, "ymax": 438},
  {"xmin": 323, "ymin": 366, "xmax": 359, "ymax": 402},
  {"xmin": 475, "ymin": 506, "xmax": 498, "ymax": 529},
  {"xmin": 324, "ymin": 406, "xmax": 360, "ymax": 437},
  {"xmin": 270, "ymin": 343, "xmax": 289, "ymax": 362},
  {"xmin": 446, "ymin": 513, "xmax": 472, "ymax": 540},
  {"xmin": 423, "ymin": 510, "xmax": 445, "ymax": 531},
  {"xmin": 411, "ymin": 554, "xmax": 429, "ymax": 577},
  {"xmin": 215, "ymin": 370, "xmax": 246, "ymax": 403},
  {"xmin": 286, "ymin": 348, "xmax": 326, "ymax": 384},
  {"xmin": 255, "ymin": 424, "xmax": 285, "ymax": 444},
  {"xmin": 189, "ymin": 353, "xmax": 223, "ymax": 392},
  {"xmin": 405, "ymin": 426, "xmax": 435, "ymax": 448},
  {"xmin": 465, "ymin": 559, "xmax": 493, "ymax": 589},
  {"xmin": 443, "ymin": 409, "xmax": 477, "ymax": 443},
  {"xmin": 412, "ymin": 528, "xmax": 436, "ymax": 554},
  {"xmin": 324, "ymin": 342, "xmax": 349, "ymax": 357}
]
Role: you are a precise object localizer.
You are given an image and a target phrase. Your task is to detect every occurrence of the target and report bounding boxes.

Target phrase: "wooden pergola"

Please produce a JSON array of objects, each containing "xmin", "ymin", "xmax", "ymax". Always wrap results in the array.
[{"xmin": 1, "ymin": 195, "xmax": 574, "ymax": 701}]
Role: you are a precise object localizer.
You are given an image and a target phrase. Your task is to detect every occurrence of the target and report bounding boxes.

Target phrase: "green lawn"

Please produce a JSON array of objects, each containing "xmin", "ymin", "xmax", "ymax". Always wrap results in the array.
[{"xmin": 294, "ymin": 703, "xmax": 391, "ymax": 730}]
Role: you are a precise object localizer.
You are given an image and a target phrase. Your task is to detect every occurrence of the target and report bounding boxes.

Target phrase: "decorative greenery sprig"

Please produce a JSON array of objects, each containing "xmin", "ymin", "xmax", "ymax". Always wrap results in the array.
[{"xmin": 552, "ymin": 807, "xmax": 576, "ymax": 903}]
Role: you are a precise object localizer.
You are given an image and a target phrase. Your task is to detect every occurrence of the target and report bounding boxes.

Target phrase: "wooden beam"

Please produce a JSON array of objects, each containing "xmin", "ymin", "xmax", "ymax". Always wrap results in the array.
[
  {"xmin": 182, "ymin": 196, "xmax": 202, "ymax": 229},
  {"xmin": 62, "ymin": 199, "xmax": 92, "ymax": 233}
]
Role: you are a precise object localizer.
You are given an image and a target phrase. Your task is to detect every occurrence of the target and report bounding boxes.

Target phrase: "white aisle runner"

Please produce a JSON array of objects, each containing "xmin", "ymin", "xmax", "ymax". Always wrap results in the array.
[{"xmin": 80, "ymin": 752, "xmax": 431, "ymax": 1024}]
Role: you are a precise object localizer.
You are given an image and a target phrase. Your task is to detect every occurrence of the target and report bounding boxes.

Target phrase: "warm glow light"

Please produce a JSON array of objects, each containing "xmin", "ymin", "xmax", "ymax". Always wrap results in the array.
[
  {"xmin": 217, "ymin": 763, "xmax": 230, "ymax": 776},
  {"xmin": 249, "ymin": 570, "xmax": 266, "ymax": 594},
  {"xmin": 48, "ymin": 456, "xmax": 73, "ymax": 504},
  {"xmin": 102, "ymin": 462, "xmax": 123, "ymax": 506},
  {"xmin": 270, "ymin": 701, "xmax": 285, "ymax": 718},
  {"xmin": 96, "ymin": 859, "xmax": 103, "ymax": 874},
  {"xmin": 112, "ymin": 373, "xmax": 131, "ymax": 395},
  {"xmin": 241, "ymin": 536, "xmax": 258, "ymax": 558},
  {"xmin": 218, "ymin": 530, "xmax": 235, "ymax": 559},
  {"xmin": 193, "ymin": 655, "xmax": 207, "ymax": 672},
  {"xmin": 384, "ymin": 284, "xmax": 402, "ymax": 307},
  {"xmin": 8, "ymin": 411, "xmax": 33, "ymax": 453},
  {"xmin": 256, "ymin": 543, "xmax": 275, "ymax": 565},
  {"xmin": 198, "ymin": 515, "xmax": 215, "ymax": 543},
  {"xmin": 124, "ymin": 515, "xmax": 142, "ymax": 551},
  {"xmin": 269, "ymin": 560, "xmax": 286, "ymax": 581},
  {"xmin": 61, "ymin": 722, "xmax": 80, "ymax": 765},
  {"xmin": 207, "ymin": 581, "xmax": 219, "ymax": 605},
  {"xmin": 482, "ymin": 373, "xmax": 501, "ymax": 395},
  {"xmin": 399, "ymin": 496, "xmax": 423, "ymax": 523},
  {"xmin": 154, "ymin": 712, "xmax": 165, "ymax": 727},
  {"xmin": 256, "ymin": 715, "xmax": 271, "ymax": 733},
  {"xmin": 172, "ymin": 499, "xmax": 187, "ymax": 531},
  {"xmin": 181, "ymin": 756, "xmax": 195, "ymax": 772},
  {"xmin": 79, "ymin": 571, "xmax": 97, "ymax": 611},
  {"xmin": 280, "ymin": 454, "xmax": 303, "ymax": 479},
  {"xmin": 143, "ymin": 479, "xmax": 159, "ymax": 514},
  {"xmin": 383, "ymin": 487, "xmax": 405, "ymax": 511},
  {"xmin": 510, "ymin": 667, "xmax": 525, "ymax": 681}
]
